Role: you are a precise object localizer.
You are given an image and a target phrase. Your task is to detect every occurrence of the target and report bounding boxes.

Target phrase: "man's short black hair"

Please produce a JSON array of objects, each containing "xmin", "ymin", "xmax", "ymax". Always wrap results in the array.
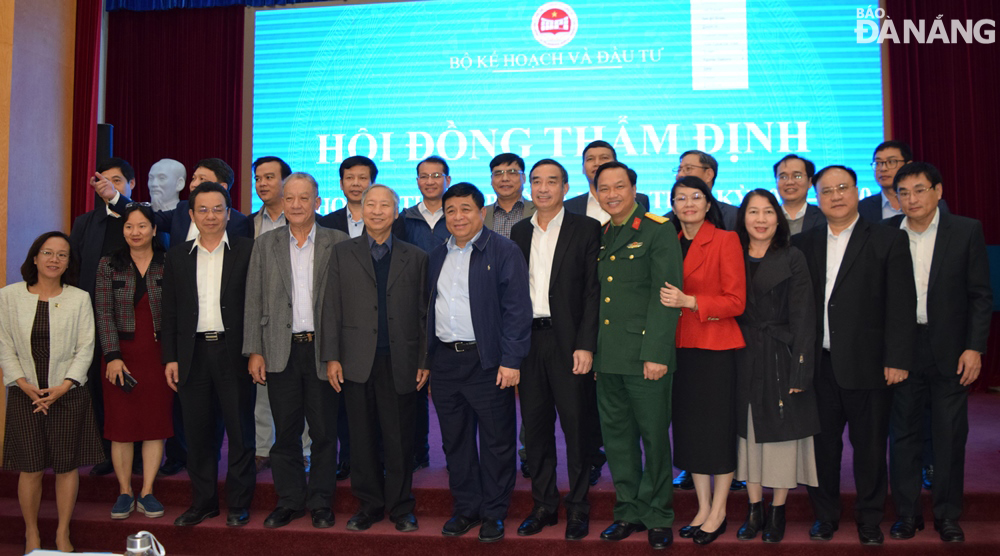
[
  {"xmin": 189, "ymin": 181, "xmax": 232, "ymax": 209},
  {"xmin": 195, "ymin": 158, "xmax": 235, "ymax": 189},
  {"xmin": 442, "ymin": 182, "xmax": 485, "ymax": 209},
  {"xmin": 812, "ymin": 165, "xmax": 858, "ymax": 188},
  {"xmin": 97, "ymin": 157, "xmax": 135, "ymax": 183},
  {"xmin": 680, "ymin": 150, "xmax": 719, "ymax": 183},
  {"xmin": 489, "ymin": 153, "xmax": 525, "ymax": 172},
  {"xmin": 593, "ymin": 161, "xmax": 637, "ymax": 188},
  {"xmin": 582, "ymin": 140, "xmax": 617, "ymax": 161},
  {"xmin": 417, "ymin": 155, "xmax": 450, "ymax": 176},
  {"xmin": 772, "ymin": 154, "xmax": 816, "ymax": 179},
  {"xmin": 530, "ymin": 159, "xmax": 569, "ymax": 184},
  {"xmin": 892, "ymin": 161, "xmax": 943, "ymax": 191},
  {"xmin": 339, "ymin": 155, "xmax": 378, "ymax": 181},
  {"xmin": 252, "ymin": 156, "xmax": 292, "ymax": 180},
  {"xmin": 873, "ymin": 140, "xmax": 913, "ymax": 162}
]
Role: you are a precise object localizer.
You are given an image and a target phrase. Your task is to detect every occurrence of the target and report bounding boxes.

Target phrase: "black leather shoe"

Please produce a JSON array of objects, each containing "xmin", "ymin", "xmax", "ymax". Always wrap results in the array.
[
  {"xmin": 890, "ymin": 516, "xmax": 925, "ymax": 539},
  {"xmin": 693, "ymin": 521, "xmax": 727, "ymax": 545},
  {"xmin": 857, "ymin": 524, "xmax": 884, "ymax": 545},
  {"xmin": 809, "ymin": 520, "xmax": 838, "ymax": 541},
  {"xmin": 335, "ymin": 461, "xmax": 350, "ymax": 481},
  {"xmin": 672, "ymin": 470, "xmax": 694, "ymax": 490},
  {"xmin": 934, "ymin": 519, "xmax": 965, "ymax": 542},
  {"xmin": 158, "ymin": 459, "xmax": 185, "ymax": 477},
  {"xmin": 90, "ymin": 460, "xmax": 114, "ymax": 476},
  {"xmin": 648, "ymin": 527, "xmax": 673, "ymax": 549},
  {"xmin": 174, "ymin": 507, "xmax": 219, "ymax": 527},
  {"xmin": 346, "ymin": 512, "xmax": 383, "ymax": 531},
  {"xmin": 678, "ymin": 524, "xmax": 701, "ymax": 539},
  {"xmin": 730, "ymin": 479, "xmax": 747, "ymax": 491},
  {"xmin": 442, "ymin": 514, "xmax": 481, "ymax": 536},
  {"xmin": 589, "ymin": 464, "xmax": 602, "ymax": 485},
  {"xmin": 311, "ymin": 508, "xmax": 335, "ymax": 529},
  {"xmin": 737, "ymin": 501, "xmax": 765, "ymax": 540},
  {"xmin": 479, "ymin": 519, "xmax": 504, "ymax": 542},
  {"xmin": 600, "ymin": 520, "xmax": 646, "ymax": 541},
  {"xmin": 226, "ymin": 508, "xmax": 249, "ymax": 527},
  {"xmin": 394, "ymin": 513, "xmax": 418, "ymax": 532},
  {"xmin": 263, "ymin": 507, "xmax": 306, "ymax": 528},
  {"xmin": 517, "ymin": 507, "xmax": 558, "ymax": 536},
  {"xmin": 520, "ymin": 460, "xmax": 531, "ymax": 478},
  {"xmin": 565, "ymin": 511, "xmax": 589, "ymax": 540},
  {"xmin": 922, "ymin": 465, "xmax": 934, "ymax": 490},
  {"xmin": 762, "ymin": 504, "xmax": 786, "ymax": 543}
]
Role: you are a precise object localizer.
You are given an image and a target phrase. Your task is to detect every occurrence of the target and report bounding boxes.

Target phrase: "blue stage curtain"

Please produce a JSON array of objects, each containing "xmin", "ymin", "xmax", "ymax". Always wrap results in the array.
[{"xmin": 105, "ymin": 0, "xmax": 327, "ymax": 11}]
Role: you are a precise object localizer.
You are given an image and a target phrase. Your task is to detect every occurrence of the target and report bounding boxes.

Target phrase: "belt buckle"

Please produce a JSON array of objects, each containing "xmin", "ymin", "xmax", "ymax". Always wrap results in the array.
[{"xmin": 204, "ymin": 331, "xmax": 220, "ymax": 342}]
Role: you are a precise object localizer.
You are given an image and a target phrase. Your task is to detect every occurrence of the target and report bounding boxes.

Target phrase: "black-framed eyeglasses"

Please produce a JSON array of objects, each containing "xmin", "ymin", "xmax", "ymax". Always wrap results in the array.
[{"xmin": 871, "ymin": 159, "xmax": 905, "ymax": 170}]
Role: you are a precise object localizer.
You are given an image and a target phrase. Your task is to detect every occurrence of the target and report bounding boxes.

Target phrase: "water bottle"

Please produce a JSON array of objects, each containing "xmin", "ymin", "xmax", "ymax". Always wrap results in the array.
[{"xmin": 125, "ymin": 531, "xmax": 165, "ymax": 556}]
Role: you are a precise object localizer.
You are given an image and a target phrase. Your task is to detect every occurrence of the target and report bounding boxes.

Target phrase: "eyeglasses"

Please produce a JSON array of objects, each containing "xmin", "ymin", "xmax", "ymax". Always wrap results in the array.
[
  {"xmin": 39, "ymin": 249, "xmax": 69, "ymax": 261},
  {"xmin": 896, "ymin": 185, "xmax": 936, "ymax": 200},
  {"xmin": 418, "ymin": 172, "xmax": 446, "ymax": 180},
  {"xmin": 672, "ymin": 193, "xmax": 706, "ymax": 203},
  {"xmin": 818, "ymin": 183, "xmax": 853, "ymax": 197},
  {"xmin": 673, "ymin": 165, "xmax": 708, "ymax": 173},
  {"xmin": 492, "ymin": 169, "xmax": 523, "ymax": 178},
  {"xmin": 126, "ymin": 201, "xmax": 151, "ymax": 209},
  {"xmin": 195, "ymin": 206, "xmax": 228, "ymax": 215},
  {"xmin": 777, "ymin": 173, "xmax": 806, "ymax": 182},
  {"xmin": 871, "ymin": 159, "xmax": 905, "ymax": 170}
]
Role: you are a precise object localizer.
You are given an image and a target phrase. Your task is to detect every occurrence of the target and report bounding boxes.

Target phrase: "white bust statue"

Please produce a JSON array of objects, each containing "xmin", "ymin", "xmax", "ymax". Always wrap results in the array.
[{"xmin": 147, "ymin": 158, "xmax": 186, "ymax": 211}]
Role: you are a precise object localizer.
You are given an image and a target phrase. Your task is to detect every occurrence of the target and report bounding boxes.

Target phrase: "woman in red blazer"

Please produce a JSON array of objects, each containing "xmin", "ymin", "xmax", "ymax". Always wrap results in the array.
[{"xmin": 660, "ymin": 176, "xmax": 746, "ymax": 545}]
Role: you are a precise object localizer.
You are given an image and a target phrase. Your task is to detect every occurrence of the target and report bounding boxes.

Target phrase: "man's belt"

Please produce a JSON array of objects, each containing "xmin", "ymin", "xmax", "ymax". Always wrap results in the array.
[
  {"xmin": 532, "ymin": 317, "xmax": 553, "ymax": 330},
  {"xmin": 292, "ymin": 332, "xmax": 315, "ymax": 343},
  {"xmin": 195, "ymin": 331, "xmax": 225, "ymax": 342},
  {"xmin": 440, "ymin": 341, "xmax": 477, "ymax": 353}
]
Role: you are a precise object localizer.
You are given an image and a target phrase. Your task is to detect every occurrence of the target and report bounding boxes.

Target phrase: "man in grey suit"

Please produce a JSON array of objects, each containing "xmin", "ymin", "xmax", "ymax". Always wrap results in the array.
[
  {"xmin": 243, "ymin": 172, "xmax": 349, "ymax": 530},
  {"xmin": 322, "ymin": 184, "xmax": 429, "ymax": 533},
  {"xmin": 484, "ymin": 153, "xmax": 536, "ymax": 238}
]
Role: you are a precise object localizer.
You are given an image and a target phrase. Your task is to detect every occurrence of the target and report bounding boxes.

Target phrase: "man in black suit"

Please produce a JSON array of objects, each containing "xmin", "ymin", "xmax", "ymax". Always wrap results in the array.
[
  {"xmin": 886, "ymin": 162, "xmax": 992, "ymax": 543},
  {"xmin": 564, "ymin": 140, "xmax": 649, "ymax": 222},
  {"xmin": 859, "ymin": 141, "xmax": 949, "ymax": 222},
  {"xmin": 510, "ymin": 160, "xmax": 601, "ymax": 541},
  {"xmin": 667, "ymin": 150, "xmax": 738, "ymax": 230},
  {"xmin": 323, "ymin": 184, "xmax": 429, "ymax": 534},
  {"xmin": 793, "ymin": 165, "xmax": 917, "ymax": 546},
  {"xmin": 774, "ymin": 154, "xmax": 825, "ymax": 235},
  {"xmin": 162, "ymin": 182, "xmax": 256, "ymax": 528},
  {"xmin": 71, "ymin": 157, "xmax": 137, "ymax": 476},
  {"xmin": 317, "ymin": 155, "xmax": 377, "ymax": 239}
]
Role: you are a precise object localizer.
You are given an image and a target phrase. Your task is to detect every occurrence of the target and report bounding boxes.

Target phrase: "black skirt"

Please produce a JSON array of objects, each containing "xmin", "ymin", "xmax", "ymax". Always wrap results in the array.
[{"xmin": 672, "ymin": 347, "xmax": 737, "ymax": 474}]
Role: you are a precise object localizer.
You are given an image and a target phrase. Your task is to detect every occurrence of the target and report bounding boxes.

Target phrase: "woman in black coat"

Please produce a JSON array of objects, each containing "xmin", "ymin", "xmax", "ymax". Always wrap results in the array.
[{"xmin": 733, "ymin": 190, "xmax": 820, "ymax": 543}]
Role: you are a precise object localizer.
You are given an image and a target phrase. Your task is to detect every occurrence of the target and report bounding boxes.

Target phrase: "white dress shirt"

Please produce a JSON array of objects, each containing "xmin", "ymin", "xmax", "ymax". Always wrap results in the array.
[
  {"xmin": 528, "ymin": 208, "xmax": 564, "ymax": 318},
  {"xmin": 191, "ymin": 231, "xmax": 229, "ymax": 332},
  {"xmin": 418, "ymin": 201, "xmax": 443, "ymax": 230},
  {"xmin": 435, "ymin": 230, "xmax": 481, "ymax": 342},
  {"xmin": 901, "ymin": 209, "xmax": 939, "ymax": 325},
  {"xmin": 585, "ymin": 190, "xmax": 611, "ymax": 225},
  {"xmin": 823, "ymin": 215, "xmax": 860, "ymax": 350},
  {"xmin": 346, "ymin": 206, "xmax": 365, "ymax": 238},
  {"xmin": 289, "ymin": 224, "xmax": 316, "ymax": 332}
]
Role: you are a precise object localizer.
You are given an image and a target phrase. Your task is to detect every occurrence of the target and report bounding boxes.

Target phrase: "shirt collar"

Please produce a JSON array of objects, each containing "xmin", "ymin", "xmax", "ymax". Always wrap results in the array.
[
  {"xmin": 611, "ymin": 203, "xmax": 640, "ymax": 227},
  {"xmin": 782, "ymin": 203, "xmax": 806, "ymax": 221},
  {"xmin": 106, "ymin": 204, "xmax": 121, "ymax": 218},
  {"xmin": 494, "ymin": 198, "xmax": 525, "ymax": 214},
  {"xmin": 289, "ymin": 223, "xmax": 317, "ymax": 246},
  {"xmin": 827, "ymin": 214, "xmax": 860, "ymax": 240},
  {"xmin": 901, "ymin": 207, "xmax": 940, "ymax": 235},
  {"xmin": 418, "ymin": 201, "xmax": 442, "ymax": 218},
  {"xmin": 190, "ymin": 231, "xmax": 230, "ymax": 254},
  {"xmin": 880, "ymin": 190, "xmax": 895, "ymax": 209},
  {"xmin": 447, "ymin": 228, "xmax": 483, "ymax": 251},
  {"xmin": 263, "ymin": 209, "xmax": 284, "ymax": 223},
  {"xmin": 366, "ymin": 232, "xmax": 393, "ymax": 251},
  {"xmin": 530, "ymin": 207, "xmax": 565, "ymax": 231}
]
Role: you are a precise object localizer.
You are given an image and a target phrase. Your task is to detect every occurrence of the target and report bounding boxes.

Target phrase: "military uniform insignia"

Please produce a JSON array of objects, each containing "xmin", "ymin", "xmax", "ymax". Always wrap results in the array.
[
  {"xmin": 626, "ymin": 242, "xmax": 643, "ymax": 249},
  {"xmin": 632, "ymin": 216, "xmax": 642, "ymax": 230},
  {"xmin": 644, "ymin": 212, "xmax": 668, "ymax": 224}
]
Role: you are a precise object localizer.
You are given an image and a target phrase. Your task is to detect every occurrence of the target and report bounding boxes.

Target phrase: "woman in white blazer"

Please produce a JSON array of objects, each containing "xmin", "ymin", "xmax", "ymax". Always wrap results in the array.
[{"xmin": 0, "ymin": 231, "xmax": 103, "ymax": 553}]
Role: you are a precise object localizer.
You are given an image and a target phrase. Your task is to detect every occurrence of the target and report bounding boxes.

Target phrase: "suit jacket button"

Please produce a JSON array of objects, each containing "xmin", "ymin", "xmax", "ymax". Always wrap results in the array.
[
  {"xmin": 286, "ymin": 324, "xmax": 291, "ymax": 328},
  {"xmin": 288, "ymin": 303, "xmax": 292, "ymax": 308}
]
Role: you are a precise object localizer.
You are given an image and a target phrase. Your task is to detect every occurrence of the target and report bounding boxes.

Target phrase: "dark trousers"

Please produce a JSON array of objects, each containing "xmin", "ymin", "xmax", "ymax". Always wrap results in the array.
[
  {"xmin": 807, "ymin": 351, "xmax": 893, "ymax": 526},
  {"xmin": 413, "ymin": 383, "xmax": 430, "ymax": 464},
  {"xmin": 267, "ymin": 341, "xmax": 338, "ymax": 510},
  {"xmin": 520, "ymin": 327, "xmax": 598, "ymax": 514},
  {"xmin": 431, "ymin": 346, "xmax": 516, "ymax": 521},
  {"xmin": 177, "ymin": 339, "xmax": 256, "ymax": 510},
  {"xmin": 890, "ymin": 326, "xmax": 969, "ymax": 521},
  {"xmin": 343, "ymin": 351, "xmax": 416, "ymax": 519},
  {"xmin": 337, "ymin": 396, "xmax": 350, "ymax": 465}
]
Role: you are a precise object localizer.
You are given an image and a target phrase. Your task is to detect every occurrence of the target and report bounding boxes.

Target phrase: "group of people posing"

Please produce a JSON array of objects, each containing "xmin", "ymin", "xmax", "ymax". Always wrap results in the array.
[{"xmin": 0, "ymin": 138, "xmax": 990, "ymax": 553}]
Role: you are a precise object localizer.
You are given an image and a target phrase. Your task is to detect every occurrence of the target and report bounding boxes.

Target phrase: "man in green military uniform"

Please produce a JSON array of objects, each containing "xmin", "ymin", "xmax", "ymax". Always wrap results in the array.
[{"xmin": 592, "ymin": 161, "xmax": 683, "ymax": 549}]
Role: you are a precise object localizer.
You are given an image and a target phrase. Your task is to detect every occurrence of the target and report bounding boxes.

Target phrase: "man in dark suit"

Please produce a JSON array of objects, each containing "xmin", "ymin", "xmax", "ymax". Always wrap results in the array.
[
  {"xmin": 428, "ymin": 183, "xmax": 532, "ymax": 543},
  {"xmin": 71, "ymin": 157, "xmax": 137, "ymax": 476},
  {"xmin": 243, "ymin": 173, "xmax": 348, "ymax": 530},
  {"xmin": 774, "ymin": 154, "xmax": 825, "ymax": 235},
  {"xmin": 859, "ymin": 141, "xmax": 949, "ymax": 222},
  {"xmin": 667, "ymin": 150, "xmax": 738, "ymax": 230},
  {"xmin": 793, "ymin": 165, "xmax": 917, "ymax": 545},
  {"xmin": 564, "ymin": 140, "xmax": 649, "ymax": 222},
  {"xmin": 510, "ymin": 160, "xmax": 601, "ymax": 541},
  {"xmin": 162, "ymin": 182, "xmax": 256, "ymax": 528},
  {"xmin": 886, "ymin": 162, "xmax": 992, "ymax": 543},
  {"xmin": 317, "ymin": 155, "xmax": 377, "ymax": 239},
  {"xmin": 323, "ymin": 184, "xmax": 429, "ymax": 534}
]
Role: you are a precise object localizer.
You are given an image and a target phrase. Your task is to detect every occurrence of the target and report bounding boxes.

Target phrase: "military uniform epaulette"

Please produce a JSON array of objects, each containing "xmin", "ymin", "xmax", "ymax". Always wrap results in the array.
[{"xmin": 644, "ymin": 212, "xmax": 668, "ymax": 224}]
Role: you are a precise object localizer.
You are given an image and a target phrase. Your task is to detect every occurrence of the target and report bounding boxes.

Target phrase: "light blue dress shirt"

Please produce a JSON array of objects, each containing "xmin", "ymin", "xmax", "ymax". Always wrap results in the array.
[{"xmin": 435, "ymin": 229, "xmax": 482, "ymax": 342}]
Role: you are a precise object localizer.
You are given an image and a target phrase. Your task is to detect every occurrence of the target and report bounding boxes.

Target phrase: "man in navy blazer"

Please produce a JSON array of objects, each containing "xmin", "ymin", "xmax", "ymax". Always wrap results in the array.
[
  {"xmin": 859, "ymin": 141, "xmax": 949, "ymax": 222},
  {"xmin": 95, "ymin": 157, "xmax": 252, "ymax": 248},
  {"xmin": 427, "ymin": 183, "xmax": 532, "ymax": 543}
]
